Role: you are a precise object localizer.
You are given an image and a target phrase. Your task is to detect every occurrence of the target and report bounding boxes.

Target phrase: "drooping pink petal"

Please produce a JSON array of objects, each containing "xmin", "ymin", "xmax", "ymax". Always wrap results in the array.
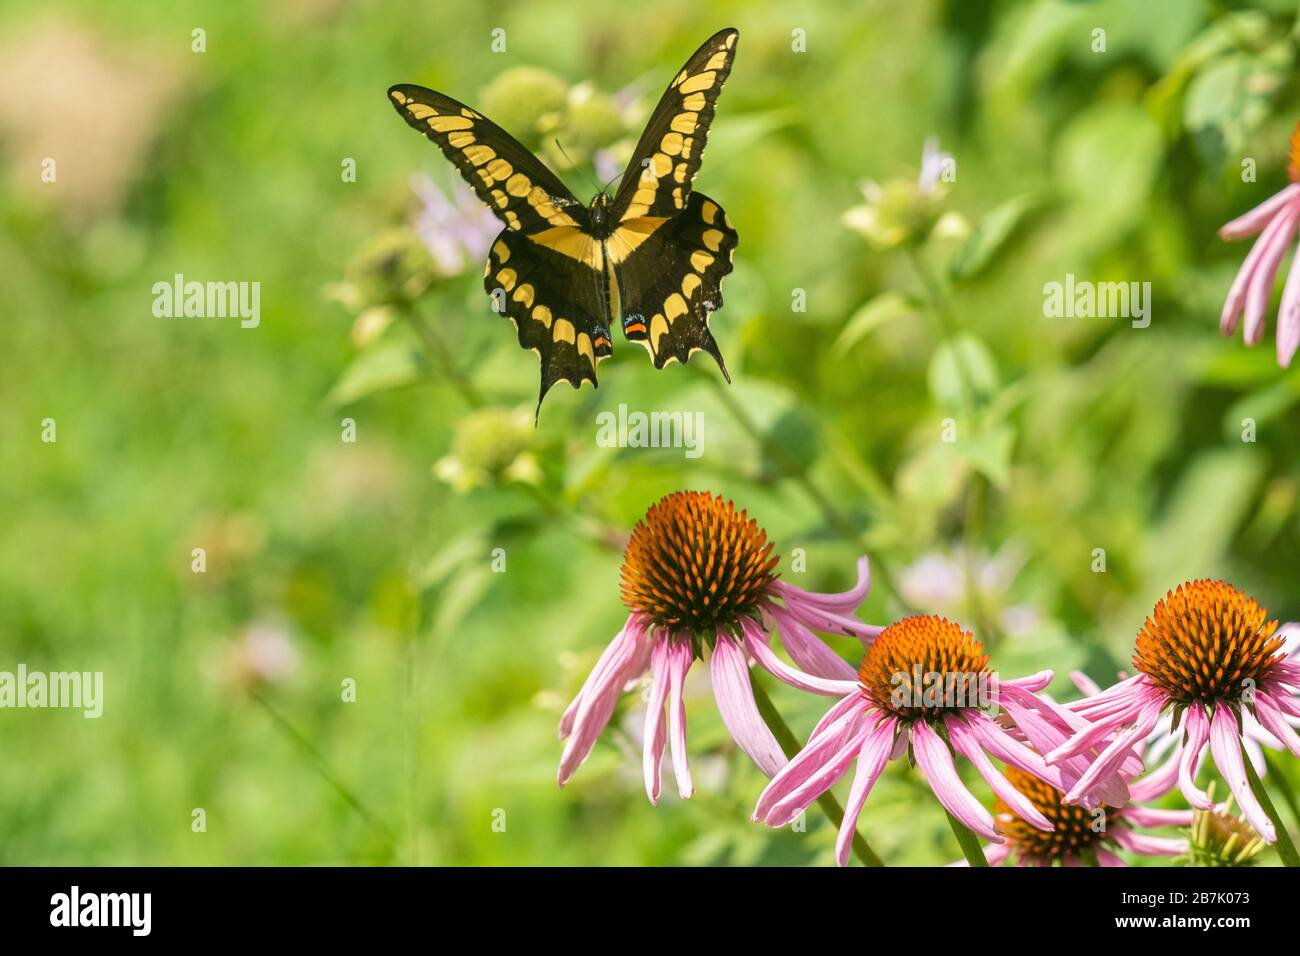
[
  {"xmin": 1253, "ymin": 691, "xmax": 1300, "ymax": 757},
  {"xmin": 771, "ymin": 556, "xmax": 873, "ymax": 614},
  {"xmin": 1111, "ymin": 826, "xmax": 1187, "ymax": 857},
  {"xmin": 776, "ymin": 594, "xmax": 883, "ymax": 642},
  {"xmin": 1243, "ymin": 206, "xmax": 1300, "ymax": 345},
  {"xmin": 557, "ymin": 623, "xmax": 653, "ymax": 786},
  {"xmin": 1223, "ymin": 205, "xmax": 1299, "ymax": 335},
  {"xmin": 1219, "ymin": 183, "xmax": 1300, "ymax": 239},
  {"xmin": 763, "ymin": 723, "xmax": 877, "ymax": 827},
  {"xmin": 710, "ymin": 633, "xmax": 786, "ymax": 778},
  {"xmin": 753, "ymin": 697, "xmax": 869, "ymax": 823},
  {"xmin": 1069, "ymin": 670, "xmax": 1104, "ymax": 697},
  {"xmin": 808, "ymin": 689, "xmax": 869, "ymax": 742},
  {"xmin": 948, "ymin": 716, "xmax": 1054, "ymax": 831},
  {"xmin": 666, "ymin": 637, "xmax": 695, "ymax": 799},
  {"xmin": 1178, "ymin": 704, "xmax": 1215, "ymax": 811},
  {"xmin": 1121, "ymin": 806, "xmax": 1193, "ymax": 828},
  {"xmin": 764, "ymin": 603, "xmax": 859, "ymax": 681},
  {"xmin": 559, "ymin": 618, "xmax": 642, "ymax": 739},
  {"xmin": 834, "ymin": 719, "xmax": 895, "ymax": 866},
  {"xmin": 1276, "ymin": 231, "xmax": 1300, "ymax": 366},
  {"xmin": 741, "ymin": 617, "xmax": 859, "ymax": 696},
  {"xmin": 1063, "ymin": 697, "xmax": 1164, "ymax": 805},
  {"xmin": 912, "ymin": 719, "xmax": 1001, "ymax": 842},
  {"xmin": 642, "ymin": 638, "xmax": 670, "ymax": 804},
  {"xmin": 1209, "ymin": 700, "xmax": 1275, "ymax": 842}
]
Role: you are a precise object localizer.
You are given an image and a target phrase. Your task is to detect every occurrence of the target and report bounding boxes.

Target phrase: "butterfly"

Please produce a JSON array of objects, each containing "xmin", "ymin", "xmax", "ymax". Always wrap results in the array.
[{"xmin": 388, "ymin": 27, "xmax": 739, "ymax": 416}]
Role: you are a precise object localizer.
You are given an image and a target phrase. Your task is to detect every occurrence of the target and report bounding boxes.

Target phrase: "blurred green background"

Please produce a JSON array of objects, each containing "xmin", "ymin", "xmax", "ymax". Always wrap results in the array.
[{"xmin": 4, "ymin": 0, "xmax": 1300, "ymax": 866}]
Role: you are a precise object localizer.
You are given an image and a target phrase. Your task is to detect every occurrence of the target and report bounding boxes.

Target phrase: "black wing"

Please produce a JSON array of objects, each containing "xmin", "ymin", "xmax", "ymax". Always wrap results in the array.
[
  {"xmin": 611, "ymin": 191, "xmax": 737, "ymax": 378},
  {"xmin": 389, "ymin": 84, "xmax": 617, "ymax": 414},
  {"xmin": 484, "ymin": 229, "xmax": 613, "ymax": 416},
  {"xmin": 388, "ymin": 84, "xmax": 584, "ymax": 234},
  {"xmin": 608, "ymin": 28, "xmax": 738, "ymax": 223}
]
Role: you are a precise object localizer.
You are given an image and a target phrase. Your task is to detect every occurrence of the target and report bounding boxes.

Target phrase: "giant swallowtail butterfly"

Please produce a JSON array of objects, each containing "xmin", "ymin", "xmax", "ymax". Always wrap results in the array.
[{"xmin": 388, "ymin": 27, "xmax": 739, "ymax": 416}]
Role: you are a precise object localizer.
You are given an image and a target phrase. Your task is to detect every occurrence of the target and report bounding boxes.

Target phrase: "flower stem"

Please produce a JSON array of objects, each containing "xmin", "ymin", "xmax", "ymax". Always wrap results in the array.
[
  {"xmin": 945, "ymin": 810, "xmax": 988, "ymax": 866},
  {"xmin": 1243, "ymin": 743, "xmax": 1300, "ymax": 867},
  {"xmin": 750, "ymin": 677, "xmax": 885, "ymax": 866},
  {"xmin": 1262, "ymin": 750, "xmax": 1300, "ymax": 833},
  {"xmin": 250, "ymin": 689, "xmax": 396, "ymax": 853},
  {"xmin": 397, "ymin": 300, "xmax": 485, "ymax": 408}
]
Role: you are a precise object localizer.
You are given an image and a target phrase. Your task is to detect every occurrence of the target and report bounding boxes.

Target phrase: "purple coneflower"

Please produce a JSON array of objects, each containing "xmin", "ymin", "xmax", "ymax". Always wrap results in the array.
[
  {"xmin": 952, "ymin": 762, "xmax": 1191, "ymax": 867},
  {"xmin": 557, "ymin": 491, "xmax": 881, "ymax": 803},
  {"xmin": 752, "ymin": 614, "xmax": 1118, "ymax": 866},
  {"xmin": 411, "ymin": 172, "xmax": 499, "ymax": 276},
  {"xmin": 1219, "ymin": 125, "xmax": 1300, "ymax": 366},
  {"xmin": 1047, "ymin": 580, "xmax": 1300, "ymax": 842}
]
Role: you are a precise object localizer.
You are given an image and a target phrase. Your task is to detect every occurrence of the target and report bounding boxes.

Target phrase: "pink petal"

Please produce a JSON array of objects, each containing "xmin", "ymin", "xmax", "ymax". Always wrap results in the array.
[
  {"xmin": 912, "ymin": 719, "xmax": 1001, "ymax": 842},
  {"xmin": 771, "ymin": 555, "xmax": 873, "ymax": 614},
  {"xmin": 557, "ymin": 624, "xmax": 652, "ymax": 786},
  {"xmin": 1219, "ymin": 183, "xmax": 1300, "ymax": 239},
  {"xmin": 753, "ymin": 697, "xmax": 869, "ymax": 823},
  {"xmin": 642, "ymin": 639, "xmax": 670, "ymax": 804},
  {"xmin": 1111, "ymin": 827, "xmax": 1187, "ymax": 857},
  {"xmin": 559, "ymin": 618, "xmax": 641, "ymax": 739},
  {"xmin": 710, "ymin": 634, "xmax": 786, "ymax": 778},
  {"xmin": 949, "ymin": 717, "xmax": 1054, "ymax": 831},
  {"xmin": 1209, "ymin": 700, "xmax": 1275, "ymax": 842},
  {"xmin": 1243, "ymin": 206, "xmax": 1300, "ymax": 345},
  {"xmin": 764, "ymin": 604, "xmax": 859, "ymax": 681},
  {"xmin": 765, "ymin": 724, "xmax": 876, "ymax": 827},
  {"xmin": 776, "ymin": 593, "xmax": 883, "ymax": 642},
  {"xmin": 1178, "ymin": 704, "xmax": 1214, "ymax": 810},
  {"xmin": 834, "ymin": 720, "xmax": 895, "ymax": 866},
  {"xmin": 1276, "ymin": 233, "xmax": 1300, "ymax": 366},
  {"xmin": 741, "ymin": 617, "xmax": 859, "ymax": 696},
  {"xmin": 666, "ymin": 638, "xmax": 695, "ymax": 799},
  {"xmin": 1254, "ymin": 691, "xmax": 1300, "ymax": 757}
]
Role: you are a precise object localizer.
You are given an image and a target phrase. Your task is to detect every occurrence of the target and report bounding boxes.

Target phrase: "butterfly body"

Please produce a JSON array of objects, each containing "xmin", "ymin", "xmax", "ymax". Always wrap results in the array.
[{"xmin": 388, "ymin": 28, "xmax": 740, "ymax": 415}]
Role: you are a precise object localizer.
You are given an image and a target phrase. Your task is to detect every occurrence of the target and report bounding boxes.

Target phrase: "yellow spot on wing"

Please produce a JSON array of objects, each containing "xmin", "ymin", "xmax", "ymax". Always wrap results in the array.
[
  {"xmin": 512, "ymin": 283, "xmax": 535, "ymax": 307},
  {"xmin": 464, "ymin": 144, "xmax": 495, "ymax": 166},
  {"xmin": 497, "ymin": 268, "xmax": 517, "ymax": 291},
  {"xmin": 678, "ymin": 72, "xmax": 716, "ymax": 95},
  {"xmin": 533, "ymin": 305, "xmax": 552, "ymax": 328},
  {"xmin": 705, "ymin": 51, "xmax": 729, "ymax": 71},
  {"xmin": 492, "ymin": 240, "xmax": 510, "ymax": 262},
  {"xmin": 664, "ymin": 293, "xmax": 688, "ymax": 322},
  {"xmin": 650, "ymin": 314, "xmax": 670, "ymax": 350},
  {"xmin": 690, "ymin": 250, "xmax": 713, "ymax": 272},
  {"xmin": 529, "ymin": 226, "xmax": 603, "ymax": 269},
  {"xmin": 577, "ymin": 333, "xmax": 595, "ymax": 369},
  {"xmin": 505, "ymin": 173, "xmax": 531, "ymax": 197},
  {"xmin": 660, "ymin": 132, "xmax": 684, "ymax": 156},
  {"xmin": 702, "ymin": 229, "xmax": 724, "ymax": 251},
  {"xmin": 553, "ymin": 319, "xmax": 576, "ymax": 344},
  {"xmin": 448, "ymin": 131, "xmax": 475, "ymax": 147},
  {"xmin": 701, "ymin": 201, "xmax": 718, "ymax": 224},
  {"xmin": 682, "ymin": 92, "xmax": 706, "ymax": 111},
  {"xmin": 682, "ymin": 273, "xmax": 702, "ymax": 298},
  {"xmin": 670, "ymin": 113, "xmax": 698, "ymax": 134},
  {"xmin": 486, "ymin": 158, "xmax": 512, "ymax": 181},
  {"xmin": 606, "ymin": 217, "xmax": 670, "ymax": 264},
  {"xmin": 430, "ymin": 114, "xmax": 473, "ymax": 132}
]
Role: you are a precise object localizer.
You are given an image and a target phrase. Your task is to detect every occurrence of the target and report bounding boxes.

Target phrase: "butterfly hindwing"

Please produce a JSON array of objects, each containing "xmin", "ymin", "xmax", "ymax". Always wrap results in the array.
[
  {"xmin": 609, "ymin": 28, "xmax": 738, "ymax": 223},
  {"xmin": 613, "ymin": 191, "xmax": 737, "ymax": 378},
  {"xmin": 388, "ymin": 84, "xmax": 584, "ymax": 234},
  {"xmin": 484, "ymin": 228, "xmax": 614, "ymax": 410}
]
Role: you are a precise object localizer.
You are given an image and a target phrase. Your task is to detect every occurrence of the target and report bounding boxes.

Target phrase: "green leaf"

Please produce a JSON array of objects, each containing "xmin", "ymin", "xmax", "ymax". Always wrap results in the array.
[
  {"xmin": 927, "ymin": 334, "xmax": 1000, "ymax": 412},
  {"xmin": 1223, "ymin": 374, "xmax": 1300, "ymax": 437},
  {"xmin": 832, "ymin": 290, "xmax": 918, "ymax": 355},
  {"xmin": 324, "ymin": 336, "xmax": 425, "ymax": 408},
  {"xmin": 949, "ymin": 194, "xmax": 1039, "ymax": 282}
]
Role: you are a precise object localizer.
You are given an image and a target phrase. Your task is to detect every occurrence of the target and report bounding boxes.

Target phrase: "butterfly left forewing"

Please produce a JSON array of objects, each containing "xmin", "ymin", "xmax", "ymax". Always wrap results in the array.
[
  {"xmin": 388, "ymin": 84, "xmax": 583, "ymax": 234},
  {"xmin": 608, "ymin": 28, "xmax": 738, "ymax": 223},
  {"xmin": 612, "ymin": 191, "xmax": 737, "ymax": 378}
]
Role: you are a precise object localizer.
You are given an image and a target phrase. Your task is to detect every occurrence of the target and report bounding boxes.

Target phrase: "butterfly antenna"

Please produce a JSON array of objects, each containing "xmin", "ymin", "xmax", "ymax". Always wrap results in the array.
[{"xmin": 554, "ymin": 139, "xmax": 603, "ymax": 198}]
